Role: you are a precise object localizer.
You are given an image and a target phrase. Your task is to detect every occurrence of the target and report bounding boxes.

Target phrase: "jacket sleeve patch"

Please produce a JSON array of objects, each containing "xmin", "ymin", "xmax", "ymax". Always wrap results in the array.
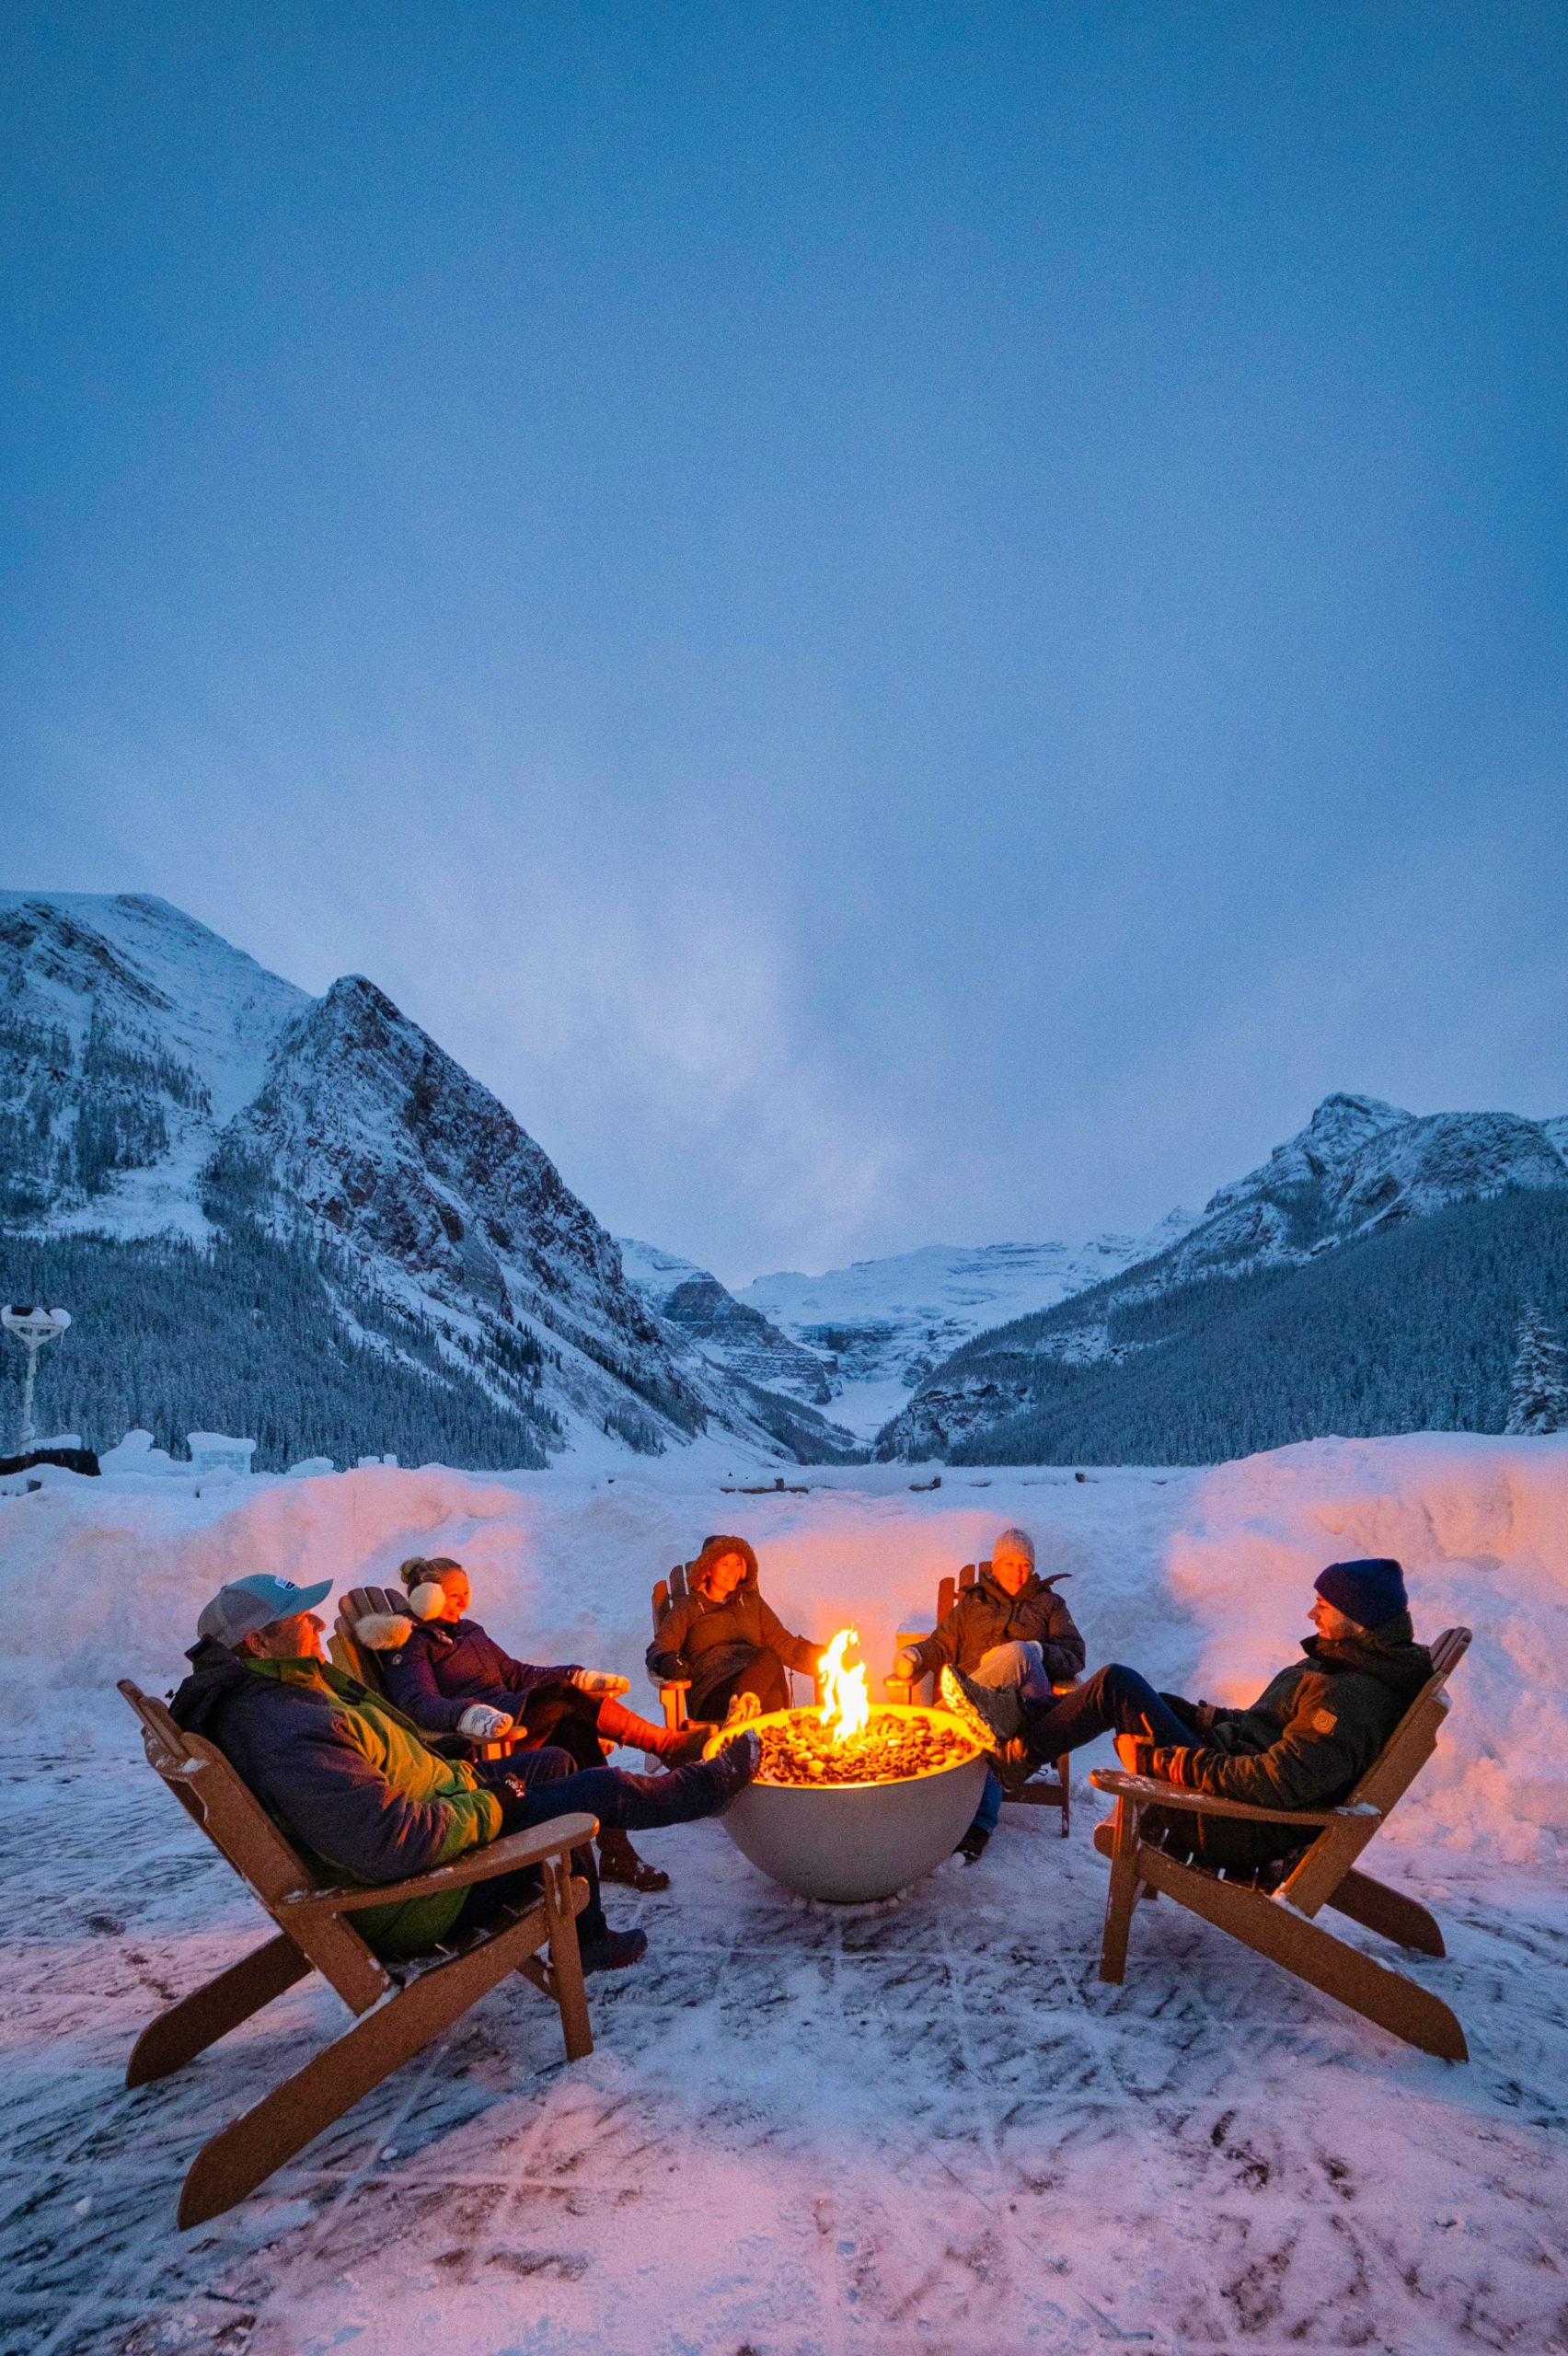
[{"xmin": 1311, "ymin": 1707, "xmax": 1339, "ymax": 1735}]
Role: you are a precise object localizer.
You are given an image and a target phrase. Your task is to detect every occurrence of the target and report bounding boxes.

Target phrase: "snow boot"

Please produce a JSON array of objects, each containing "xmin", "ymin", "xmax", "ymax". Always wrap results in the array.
[
  {"xmin": 595, "ymin": 1696, "xmax": 710, "ymax": 1766},
  {"xmin": 940, "ymin": 1666, "xmax": 1022, "ymax": 1761},
  {"xmin": 698, "ymin": 1727, "xmax": 762, "ymax": 1808},
  {"xmin": 579, "ymin": 1923, "xmax": 650, "ymax": 1974},
  {"xmin": 954, "ymin": 1824, "xmax": 990, "ymax": 1865}
]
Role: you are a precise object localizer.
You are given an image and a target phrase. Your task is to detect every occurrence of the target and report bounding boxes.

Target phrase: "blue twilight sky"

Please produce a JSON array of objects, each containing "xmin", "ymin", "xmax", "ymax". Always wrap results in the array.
[{"xmin": 5, "ymin": 2, "xmax": 1566, "ymax": 1285}]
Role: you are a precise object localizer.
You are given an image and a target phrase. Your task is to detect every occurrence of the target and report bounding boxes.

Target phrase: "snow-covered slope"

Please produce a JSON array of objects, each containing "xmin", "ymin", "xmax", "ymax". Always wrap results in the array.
[
  {"xmin": 876, "ymin": 1093, "xmax": 1568, "ymax": 1461},
  {"xmin": 738, "ymin": 1222, "xmax": 1195, "ymax": 1438},
  {"xmin": 0, "ymin": 892, "xmax": 306, "ymax": 1240},
  {"xmin": 0, "ymin": 895, "xmax": 834, "ymax": 1467}
]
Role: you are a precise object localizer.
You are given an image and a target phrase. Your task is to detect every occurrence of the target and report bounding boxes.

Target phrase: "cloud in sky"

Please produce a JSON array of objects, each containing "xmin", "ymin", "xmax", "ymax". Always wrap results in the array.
[{"xmin": 4, "ymin": 3, "xmax": 1565, "ymax": 1281}]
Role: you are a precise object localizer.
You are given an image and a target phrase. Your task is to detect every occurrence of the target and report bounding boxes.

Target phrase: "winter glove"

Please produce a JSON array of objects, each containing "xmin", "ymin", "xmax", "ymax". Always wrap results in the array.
[
  {"xmin": 569, "ymin": 1668, "xmax": 630, "ymax": 1697},
  {"xmin": 457, "ymin": 1703, "xmax": 514, "ymax": 1740},
  {"xmin": 894, "ymin": 1647, "xmax": 924, "ymax": 1683}
]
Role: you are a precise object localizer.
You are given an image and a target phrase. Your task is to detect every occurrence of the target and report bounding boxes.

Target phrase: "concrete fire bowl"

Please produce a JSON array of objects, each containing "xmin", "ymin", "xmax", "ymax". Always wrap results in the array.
[{"xmin": 709, "ymin": 1703, "xmax": 988, "ymax": 1902}]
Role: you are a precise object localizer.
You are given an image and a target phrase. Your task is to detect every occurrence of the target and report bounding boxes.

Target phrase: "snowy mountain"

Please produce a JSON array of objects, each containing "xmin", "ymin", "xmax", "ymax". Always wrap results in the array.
[
  {"xmin": 876, "ymin": 1092, "xmax": 1568, "ymax": 1461},
  {"xmin": 735, "ymin": 1223, "xmax": 1195, "ymax": 1438},
  {"xmin": 617, "ymin": 1239, "xmax": 842, "ymax": 1409},
  {"xmin": 0, "ymin": 894, "xmax": 847, "ymax": 1468}
]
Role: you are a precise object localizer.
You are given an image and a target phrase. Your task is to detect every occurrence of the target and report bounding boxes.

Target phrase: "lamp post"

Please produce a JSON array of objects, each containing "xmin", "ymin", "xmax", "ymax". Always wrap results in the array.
[{"xmin": 2, "ymin": 1305, "xmax": 72, "ymax": 1454}]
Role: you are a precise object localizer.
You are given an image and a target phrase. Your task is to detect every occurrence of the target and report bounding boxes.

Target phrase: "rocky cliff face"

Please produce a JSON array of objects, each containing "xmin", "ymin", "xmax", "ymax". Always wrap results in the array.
[
  {"xmin": 617, "ymin": 1239, "xmax": 837, "ymax": 1404},
  {"xmin": 0, "ymin": 895, "xmax": 834, "ymax": 1463}
]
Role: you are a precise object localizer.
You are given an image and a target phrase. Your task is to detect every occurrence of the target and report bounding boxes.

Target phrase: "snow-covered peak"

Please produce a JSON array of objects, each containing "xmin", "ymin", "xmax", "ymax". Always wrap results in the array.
[
  {"xmin": 741, "ymin": 1228, "xmax": 1195, "ymax": 1339},
  {"xmin": 616, "ymin": 1238, "xmax": 709, "ymax": 1302},
  {"xmin": 735, "ymin": 1221, "xmax": 1196, "ymax": 1437},
  {"xmin": 1199, "ymin": 1092, "xmax": 1567, "ymax": 1247},
  {"xmin": 1204, "ymin": 1092, "xmax": 1411, "ymax": 1216},
  {"xmin": 0, "ymin": 892, "xmax": 306, "ymax": 1126}
]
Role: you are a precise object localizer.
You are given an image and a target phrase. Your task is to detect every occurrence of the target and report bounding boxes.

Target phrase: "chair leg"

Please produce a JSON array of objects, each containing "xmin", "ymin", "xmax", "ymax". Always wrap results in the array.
[
  {"xmin": 1136, "ymin": 1846, "xmax": 1468, "ymax": 2062},
  {"xmin": 177, "ymin": 1899, "xmax": 572, "ymax": 2229},
  {"xmin": 542, "ymin": 1860, "xmax": 593, "ymax": 2062},
  {"xmin": 1326, "ymin": 1866, "xmax": 1447, "ymax": 1957},
  {"xmin": 1099, "ymin": 1799, "xmax": 1141, "ymax": 1984},
  {"xmin": 127, "ymin": 1934, "xmax": 309, "ymax": 2088},
  {"xmin": 1059, "ymin": 1755, "xmax": 1071, "ymax": 1838}
]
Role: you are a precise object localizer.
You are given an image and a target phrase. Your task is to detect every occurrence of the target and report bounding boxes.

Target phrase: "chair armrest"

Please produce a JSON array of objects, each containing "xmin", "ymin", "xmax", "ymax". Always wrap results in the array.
[
  {"xmin": 1051, "ymin": 1679, "xmax": 1080, "ymax": 1694},
  {"xmin": 278, "ymin": 1811, "xmax": 601, "ymax": 1915},
  {"xmin": 1088, "ymin": 1768, "xmax": 1365, "ymax": 1828}
]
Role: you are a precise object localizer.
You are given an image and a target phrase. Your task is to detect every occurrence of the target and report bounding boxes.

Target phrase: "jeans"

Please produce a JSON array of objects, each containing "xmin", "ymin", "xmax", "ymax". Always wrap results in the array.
[
  {"xmin": 1018, "ymin": 1663, "xmax": 1197, "ymax": 1763},
  {"xmin": 963, "ymin": 1641, "xmax": 1056, "ymax": 1838}
]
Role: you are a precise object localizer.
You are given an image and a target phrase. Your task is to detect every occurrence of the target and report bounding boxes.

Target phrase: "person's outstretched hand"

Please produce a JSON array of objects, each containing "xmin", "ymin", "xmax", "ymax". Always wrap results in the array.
[{"xmin": 571, "ymin": 1668, "xmax": 631, "ymax": 1697}]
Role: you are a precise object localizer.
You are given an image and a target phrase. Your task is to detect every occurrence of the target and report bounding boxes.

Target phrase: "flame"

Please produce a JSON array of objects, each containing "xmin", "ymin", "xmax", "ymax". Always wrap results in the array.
[{"xmin": 818, "ymin": 1625, "xmax": 870, "ymax": 1743}]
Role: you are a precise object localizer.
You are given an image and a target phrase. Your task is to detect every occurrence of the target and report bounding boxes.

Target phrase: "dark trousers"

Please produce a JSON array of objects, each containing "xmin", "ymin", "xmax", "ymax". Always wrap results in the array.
[
  {"xmin": 695, "ymin": 1646, "xmax": 790, "ymax": 1721},
  {"xmin": 458, "ymin": 1743, "xmax": 605, "ymax": 1938},
  {"xmin": 516, "ymin": 1687, "xmax": 605, "ymax": 1771},
  {"xmin": 456, "ymin": 1740, "xmax": 740, "ymax": 1937},
  {"xmin": 1020, "ymin": 1663, "xmax": 1200, "ymax": 1762}
]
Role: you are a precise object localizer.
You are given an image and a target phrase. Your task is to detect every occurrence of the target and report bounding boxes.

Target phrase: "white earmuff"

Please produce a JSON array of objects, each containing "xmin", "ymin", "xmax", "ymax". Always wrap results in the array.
[{"xmin": 409, "ymin": 1582, "xmax": 446, "ymax": 1622}]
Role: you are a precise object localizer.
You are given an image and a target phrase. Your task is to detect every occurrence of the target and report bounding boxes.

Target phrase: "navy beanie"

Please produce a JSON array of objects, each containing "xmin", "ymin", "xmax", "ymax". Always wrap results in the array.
[{"xmin": 1315, "ymin": 1557, "xmax": 1407, "ymax": 1629}]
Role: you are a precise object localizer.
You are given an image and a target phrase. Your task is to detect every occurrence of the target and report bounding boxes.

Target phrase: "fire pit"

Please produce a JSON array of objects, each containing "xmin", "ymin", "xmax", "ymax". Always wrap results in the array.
[{"xmin": 707, "ymin": 1629, "xmax": 987, "ymax": 1902}]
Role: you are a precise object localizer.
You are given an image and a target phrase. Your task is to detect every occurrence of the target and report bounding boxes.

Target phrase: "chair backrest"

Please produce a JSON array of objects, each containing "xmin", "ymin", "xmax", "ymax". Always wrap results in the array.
[
  {"xmin": 332, "ymin": 1585, "xmax": 408, "ymax": 1695},
  {"xmin": 651, "ymin": 1561, "xmax": 691, "ymax": 1633},
  {"xmin": 118, "ymin": 1679, "xmax": 391, "ymax": 2009},
  {"xmin": 1276, "ymin": 1626, "xmax": 1471, "ymax": 1916},
  {"xmin": 936, "ymin": 1562, "xmax": 986, "ymax": 1623}
]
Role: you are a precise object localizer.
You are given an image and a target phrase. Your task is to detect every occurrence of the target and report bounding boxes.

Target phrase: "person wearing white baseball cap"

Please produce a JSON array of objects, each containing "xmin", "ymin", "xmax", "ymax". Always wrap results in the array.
[{"xmin": 171, "ymin": 1571, "xmax": 760, "ymax": 1970}]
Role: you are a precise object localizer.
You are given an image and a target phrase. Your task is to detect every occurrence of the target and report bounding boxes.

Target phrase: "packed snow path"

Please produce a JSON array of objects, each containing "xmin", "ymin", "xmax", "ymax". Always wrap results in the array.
[
  {"xmin": 2, "ymin": 1436, "xmax": 1566, "ymax": 2351},
  {"xmin": 2, "ymin": 1761, "xmax": 1566, "ymax": 2356}
]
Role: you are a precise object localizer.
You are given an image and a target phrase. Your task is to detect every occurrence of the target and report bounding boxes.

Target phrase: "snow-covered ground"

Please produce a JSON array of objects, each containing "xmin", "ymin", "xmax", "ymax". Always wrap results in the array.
[{"xmin": 2, "ymin": 1436, "xmax": 1566, "ymax": 2353}]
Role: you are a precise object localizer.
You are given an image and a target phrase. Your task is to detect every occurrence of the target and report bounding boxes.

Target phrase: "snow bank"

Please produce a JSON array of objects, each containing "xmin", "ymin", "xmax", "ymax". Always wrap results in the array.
[{"xmin": 2, "ymin": 1433, "xmax": 1564, "ymax": 1860}]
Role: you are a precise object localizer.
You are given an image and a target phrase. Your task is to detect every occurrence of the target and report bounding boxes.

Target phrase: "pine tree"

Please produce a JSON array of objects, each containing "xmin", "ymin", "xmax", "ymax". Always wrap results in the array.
[{"xmin": 1505, "ymin": 1301, "xmax": 1568, "ymax": 1435}]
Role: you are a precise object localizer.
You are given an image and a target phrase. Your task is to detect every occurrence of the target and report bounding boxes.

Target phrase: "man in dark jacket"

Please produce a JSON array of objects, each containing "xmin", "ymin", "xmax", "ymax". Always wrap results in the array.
[
  {"xmin": 946, "ymin": 1556, "xmax": 1432, "ymax": 1877},
  {"xmin": 898, "ymin": 1528, "xmax": 1086, "ymax": 1862},
  {"xmin": 170, "ymin": 1573, "xmax": 760, "ymax": 1970},
  {"xmin": 647, "ymin": 1534, "xmax": 822, "ymax": 1721}
]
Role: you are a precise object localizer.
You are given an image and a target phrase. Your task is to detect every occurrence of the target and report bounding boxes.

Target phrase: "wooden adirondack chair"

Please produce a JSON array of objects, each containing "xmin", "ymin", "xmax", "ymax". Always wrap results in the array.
[
  {"xmin": 649, "ymin": 1562, "xmax": 823, "ymax": 1728},
  {"xmin": 1088, "ymin": 1626, "xmax": 1471, "ymax": 2062},
  {"xmin": 118, "ymin": 1679, "xmax": 597, "ymax": 2228},
  {"xmin": 331, "ymin": 1586, "xmax": 522, "ymax": 1760},
  {"xmin": 885, "ymin": 1562, "xmax": 1078, "ymax": 1833}
]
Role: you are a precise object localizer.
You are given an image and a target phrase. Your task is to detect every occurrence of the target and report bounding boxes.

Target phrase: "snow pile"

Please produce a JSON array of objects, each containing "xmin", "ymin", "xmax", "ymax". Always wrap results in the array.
[{"xmin": 2, "ymin": 1431, "xmax": 1564, "ymax": 1861}]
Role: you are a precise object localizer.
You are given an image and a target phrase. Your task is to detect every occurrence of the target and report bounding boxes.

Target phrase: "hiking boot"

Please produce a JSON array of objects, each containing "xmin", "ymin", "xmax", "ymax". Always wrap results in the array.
[
  {"xmin": 954, "ymin": 1824, "xmax": 990, "ymax": 1865},
  {"xmin": 597, "ymin": 1826, "xmax": 671, "ymax": 1891},
  {"xmin": 579, "ymin": 1925, "xmax": 650, "ymax": 1975},
  {"xmin": 940, "ymin": 1666, "xmax": 1021, "ymax": 1761},
  {"xmin": 721, "ymin": 1692, "xmax": 764, "ymax": 1730}
]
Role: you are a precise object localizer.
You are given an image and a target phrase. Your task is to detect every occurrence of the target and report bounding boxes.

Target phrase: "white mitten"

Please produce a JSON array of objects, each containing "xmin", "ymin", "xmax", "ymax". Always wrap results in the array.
[
  {"xmin": 356, "ymin": 1612, "xmax": 414, "ymax": 1651},
  {"xmin": 457, "ymin": 1703, "xmax": 513, "ymax": 1740},
  {"xmin": 569, "ymin": 1669, "xmax": 630, "ymax": 1697},
  {"xmin": 408, "ymin": 1582, "xmax": 447, "ymax": 1621}
]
